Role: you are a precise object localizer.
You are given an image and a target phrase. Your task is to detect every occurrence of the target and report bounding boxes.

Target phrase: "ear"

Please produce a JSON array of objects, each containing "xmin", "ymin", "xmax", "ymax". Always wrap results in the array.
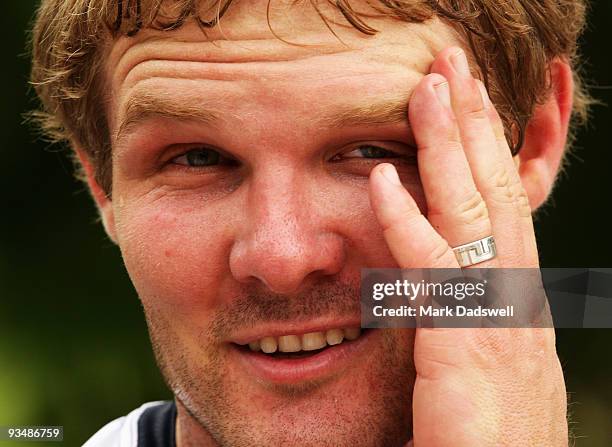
[
  {"xmin": 516, "ymin": 58, "xmax": 574, "ymax": 211},
  {"xmin": 75, "ymin": 148, "xmax": 118, "ymax": 244}
]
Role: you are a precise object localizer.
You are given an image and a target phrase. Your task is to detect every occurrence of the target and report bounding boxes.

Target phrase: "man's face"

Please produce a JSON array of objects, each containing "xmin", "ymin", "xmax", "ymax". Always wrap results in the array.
[{"xmin": 105, "ymin": 2, "xmax": 462, "ymax": 446}]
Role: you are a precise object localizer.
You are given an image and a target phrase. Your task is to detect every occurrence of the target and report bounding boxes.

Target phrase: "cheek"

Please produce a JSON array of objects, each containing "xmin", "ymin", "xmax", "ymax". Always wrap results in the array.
[
  {"xmin": 114, "ymin": 197, "xmax": 233, "ymax": 317},
  {"xmin": 112, "ymin": 171, "xmax": 427, "ymax": 310},
  {"xmin": 333, "ymin": 177, "xmax": 426, "ymax": 268}
]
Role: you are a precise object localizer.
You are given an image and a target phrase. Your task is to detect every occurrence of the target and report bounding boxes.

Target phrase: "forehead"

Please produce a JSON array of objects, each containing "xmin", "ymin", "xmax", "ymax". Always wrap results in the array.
[{"xmin": 104, "ymin": 0, "xmax": 460, "ymax": 138}]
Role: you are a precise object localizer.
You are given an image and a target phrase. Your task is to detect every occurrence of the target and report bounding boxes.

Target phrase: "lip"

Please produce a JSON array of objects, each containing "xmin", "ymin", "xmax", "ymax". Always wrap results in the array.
[
  {"xmin": 229, "ymin": 317, "xmax": 363, "ymax": 345},
  {"xmin": 229, "ymin": 328, "xmax": 378, "ymax": 385}
]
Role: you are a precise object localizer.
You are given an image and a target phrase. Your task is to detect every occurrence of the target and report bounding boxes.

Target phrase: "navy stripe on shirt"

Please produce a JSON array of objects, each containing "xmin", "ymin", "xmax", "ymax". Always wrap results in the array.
[{"xmin": 137, "ymin": 401, "xmax": 176, "ymax": 447}]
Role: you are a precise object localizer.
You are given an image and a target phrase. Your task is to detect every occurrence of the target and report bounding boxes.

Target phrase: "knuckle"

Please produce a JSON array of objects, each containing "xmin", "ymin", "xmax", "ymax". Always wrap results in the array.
[
  {"xmin": 428, "ymin": 190, "xmax": 491, "ymax": 238},
  {"xmin": 508, "ymin": 181, "xmax": 532, "ymax": 217},
  {"xmin": 454, "ymin": 190, "xmax": 490, "ymax": 226},
  {"xmin": 516, "ymin": 190, "xmax": 532, "ymax": 217},
  {"xmin": 490, "ymin": 167, "xmax": 512, "ymax": 190},
  {"xmin": 528, "ymin": 328, "xmax": 556, "ymax": 352},
  {"xmin": 468, "ymin": 329, "xmax": 516, "ymax": 368},
  {"xmin": 419, "ymin": 134, "xmax": 462, "ymax": 154},
  {"xmin": 456, "ymin": 79, "xmax": 488, "ymax": 122},
  {"xmin": 460, "ymin": 106, "xmax": 488, "ymax": 123},
  {"xmin": 518, "ymin": 329, "xmax": 558, "ymax": 378},
  {"xmin": 442, "ymin": 140, "xmax": 464, "ymax": 154},
  {"xmin": 485, "ymin": 168, "xmax": 516, "ymax": 206},
  {"xmin": 491, "ymin": 116, "xmax": 507, "ymax": 141},
  {"xmin": 468, "ymin": 328, "xmax": 555, "ymax": 369}
]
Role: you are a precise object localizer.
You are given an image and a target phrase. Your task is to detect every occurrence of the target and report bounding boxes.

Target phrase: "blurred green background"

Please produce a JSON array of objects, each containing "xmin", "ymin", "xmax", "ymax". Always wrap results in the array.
[{"xmin": 1, "ymin": 1, "xmax": 611, "ymax": 446}]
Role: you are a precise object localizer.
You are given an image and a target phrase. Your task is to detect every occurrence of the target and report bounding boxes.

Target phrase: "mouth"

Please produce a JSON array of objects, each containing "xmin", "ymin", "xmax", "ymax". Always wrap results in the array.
[{"xmin": 230, "ymin": 326, "xmax": 376, "ymax": 384}]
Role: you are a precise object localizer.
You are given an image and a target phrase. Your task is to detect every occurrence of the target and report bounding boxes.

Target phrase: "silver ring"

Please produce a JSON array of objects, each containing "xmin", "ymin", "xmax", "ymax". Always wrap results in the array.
[{"xmin": 452, "ymin": 236, "xmax": 497, "ymax": 268}]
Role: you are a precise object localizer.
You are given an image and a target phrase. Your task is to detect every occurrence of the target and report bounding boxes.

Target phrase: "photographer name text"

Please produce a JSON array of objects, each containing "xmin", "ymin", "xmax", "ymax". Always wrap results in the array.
[{"xmin": 372, "ymin": 304, "xmax": 514, "ymax": 318}]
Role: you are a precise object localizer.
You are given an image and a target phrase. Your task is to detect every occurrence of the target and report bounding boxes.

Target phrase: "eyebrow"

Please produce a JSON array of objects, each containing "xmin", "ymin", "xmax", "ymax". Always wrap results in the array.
[
  {"xmin": 115, "ymin": 92, "xmax": 411, "ymax": 143},
  {"xmin": 325, "ymin": 96, "xmax": 410, "ymax": 129},
  {"xmin": 115, "ymin": 92, "xmax": 223, "ymax": 143}
]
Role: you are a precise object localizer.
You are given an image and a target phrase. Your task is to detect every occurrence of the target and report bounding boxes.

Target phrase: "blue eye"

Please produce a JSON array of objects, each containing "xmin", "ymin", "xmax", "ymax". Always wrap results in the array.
[
  {"xmin": 172, "ymin": 148, "xmax": 231, "ymax": 167},
  {"xmin": 343, "ymin": 145, "xmax": 399, "ymax": 159}
]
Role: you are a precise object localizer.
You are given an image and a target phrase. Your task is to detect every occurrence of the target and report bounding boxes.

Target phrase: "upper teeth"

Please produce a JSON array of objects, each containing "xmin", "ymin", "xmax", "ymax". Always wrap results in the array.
[{"xmin": 247, "ymin": 328, "xmax": 362, "ymax": 354}]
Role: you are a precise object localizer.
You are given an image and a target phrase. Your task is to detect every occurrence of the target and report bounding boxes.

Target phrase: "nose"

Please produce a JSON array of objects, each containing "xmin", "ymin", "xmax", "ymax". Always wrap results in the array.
[{"xmin": 229, "ymin": 167, "xmax": 345, "ymax": 295}]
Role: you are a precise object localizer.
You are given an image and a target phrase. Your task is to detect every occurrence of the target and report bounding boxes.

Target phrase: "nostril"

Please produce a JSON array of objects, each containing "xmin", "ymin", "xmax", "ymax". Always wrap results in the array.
[{"xmin": 249, "ymin": 272, "xmax": 307, "ymax": 296}]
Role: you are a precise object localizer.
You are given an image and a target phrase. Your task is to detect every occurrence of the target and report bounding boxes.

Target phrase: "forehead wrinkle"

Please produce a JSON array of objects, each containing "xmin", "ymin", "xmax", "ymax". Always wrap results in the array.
[
  {"xmin": 111, "ymin": 36, "xmax": 361, "ymax": 92},
  {"xmin": 118, "ymin": 55, "xmax": 412, "ymax": 105},
  {"xmin": 106, "ymin": 0, "xmax": 388, "ymax": 83},
  {"xmin": 107, "ymin": 17, "xmax": 454, "ymax": 120},
  {"xmin": 108, "ymin": 19, "xmax": 445, "ymax": 97},
  {"xmin": 115, "ymin": 44, "xmax": 372, "ymax": 95}
]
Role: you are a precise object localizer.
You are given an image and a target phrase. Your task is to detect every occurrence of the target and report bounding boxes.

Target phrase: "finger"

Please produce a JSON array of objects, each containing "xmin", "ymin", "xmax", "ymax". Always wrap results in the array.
[
  {"xmin": 430, "ymin": 47, "xmax": 537, "ymax": 267},
  {"xmin": 409, "ymin": 72, "xmax": 498, "ymax": 267},
  {"xmin": 477, "ymin": 80, "xmax": 540, "ymax": 267},
  {"xmin": 369, "ymin": 163, "xmax": 458, "ymax": 268},
  {"xmin": 369, "ymin": 169, "xmax": 480, "ymax": 329}
]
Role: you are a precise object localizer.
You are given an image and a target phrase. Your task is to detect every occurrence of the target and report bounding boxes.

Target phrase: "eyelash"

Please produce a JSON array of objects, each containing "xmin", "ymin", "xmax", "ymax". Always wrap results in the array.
[
  {"xmin": 171, "ymin": 146, "xmax": 237, "ymax": 168},
  {"xmin": 169, "ymin": 143, "xmax": 416, "ymax": 168},
  {"xmin": 331, "ymin": 144, "xmax": 415, "ymax": 162}
]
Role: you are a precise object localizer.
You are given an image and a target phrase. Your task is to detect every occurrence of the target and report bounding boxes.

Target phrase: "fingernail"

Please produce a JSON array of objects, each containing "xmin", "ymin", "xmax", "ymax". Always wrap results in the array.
[
  {"xmin": 451, "ymin": 49, "xmax": 470, "ymax": 76},
  {"xmin": 434, "ymin": 81, "xmax": 451, "ymax": 110},
  {"xmin": 476, "ymin": 80, "xmax": 491, "ymax": 108},
  {"xmin": 380, "ymin": 164, "xmax": 401, "ymax": 186}
]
